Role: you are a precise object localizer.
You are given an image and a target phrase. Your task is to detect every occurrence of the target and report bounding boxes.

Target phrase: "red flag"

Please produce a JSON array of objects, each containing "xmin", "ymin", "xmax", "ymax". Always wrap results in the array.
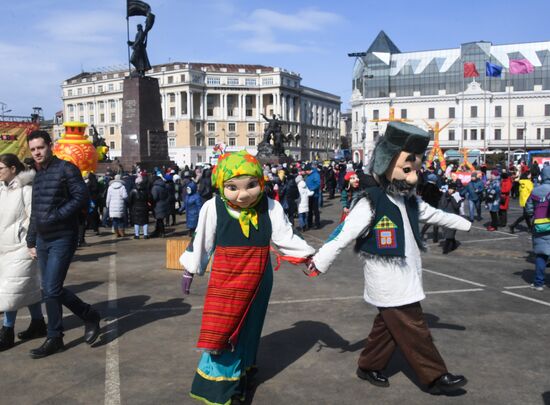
[{"xmin": 463, "ymin": 62, "xmax": 479, "ymax": 78}]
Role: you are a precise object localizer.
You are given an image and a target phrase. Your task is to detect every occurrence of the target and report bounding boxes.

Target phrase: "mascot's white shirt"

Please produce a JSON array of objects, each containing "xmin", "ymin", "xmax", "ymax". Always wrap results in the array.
[{"xmin": 313, "ymin": 194, "xmax": 471, "ymax": 307}]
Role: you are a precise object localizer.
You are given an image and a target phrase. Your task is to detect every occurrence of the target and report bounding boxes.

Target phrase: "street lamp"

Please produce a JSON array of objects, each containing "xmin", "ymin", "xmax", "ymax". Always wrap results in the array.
[{"xmin": 0, "ymin": 102, "xmax": 12, "ymax": 120}]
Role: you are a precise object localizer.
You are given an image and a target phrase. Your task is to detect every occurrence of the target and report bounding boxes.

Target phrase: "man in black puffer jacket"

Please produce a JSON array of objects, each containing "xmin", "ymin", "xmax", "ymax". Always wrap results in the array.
[{"xmin": 25, "ymin": 131, "xmax": 101, "ymax": 359}]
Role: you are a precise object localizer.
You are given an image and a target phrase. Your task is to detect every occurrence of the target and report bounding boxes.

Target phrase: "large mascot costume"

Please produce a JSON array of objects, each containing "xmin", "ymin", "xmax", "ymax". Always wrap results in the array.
[{"xmin": 311, "ymin": 122, "xmax": 471, "ymax": 394}]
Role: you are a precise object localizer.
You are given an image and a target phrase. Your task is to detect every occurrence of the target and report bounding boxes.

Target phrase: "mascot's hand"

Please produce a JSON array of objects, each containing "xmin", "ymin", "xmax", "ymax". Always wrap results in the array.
[
  {"xmin": 303, "ymin": 259, "xmax": 321, "ymax": 278},
  {"xmin": 181, "ymin": 270, "xmax": 194, "ymax": 295}
]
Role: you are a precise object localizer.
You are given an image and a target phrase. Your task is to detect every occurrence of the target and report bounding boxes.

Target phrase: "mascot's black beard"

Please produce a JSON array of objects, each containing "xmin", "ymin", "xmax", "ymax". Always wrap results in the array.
[{"xmin": 380, "ymin": 177, "xmax": 416, "ymax": 197}]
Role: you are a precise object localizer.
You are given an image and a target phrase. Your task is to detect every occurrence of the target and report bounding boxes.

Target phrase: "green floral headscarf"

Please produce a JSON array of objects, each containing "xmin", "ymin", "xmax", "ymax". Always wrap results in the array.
[{"xmin": 211, "ymin": 150, "xmax": 264, "ymax": 237}]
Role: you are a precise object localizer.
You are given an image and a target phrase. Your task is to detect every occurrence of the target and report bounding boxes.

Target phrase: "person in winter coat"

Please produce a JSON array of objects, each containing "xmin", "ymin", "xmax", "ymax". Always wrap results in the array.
[
  {"xmin": 184, "ymin": 181, "xmax": 202, "ymax": 236},
  {"xmin": 340, "ymin": 171, "xmax": 362, "ymax": 221},
  {"xmin": 438, "ymin": 182, "xmax": 462, "ymax": 254},
  {"xmin": 0, "ymin": 154, "xmax": 45, "ymax": 351},
  {"xmin": 151, "ymin": 176, "xmax": 170, "ymax": 237},
  {"xmin": 463, "ymin": 172, "xmax": 484, "ymax": 222},
  {"xmin": 106, "ymin": 174, "xmax": 128, "ymax": 237},
  {"xmin": 282, "ymin": 171, "xmax": 299, "ymax": 226},
  {"xmin": 305, "ymin": 164, "xmax": 321, "ymax": 229},
  {"xmin": 509, "ymin": 172, "xmax": 533, "ymax": 234},
  {"xmin": 525, "ymin": 165, "xmax": 550, "ymax": 291},
  {"xmin": 128, "ymin": 177, "xmax": 150, "ymax": 239},
  {"xmin": 486, "ymin": 170, "xmax": 502, "ymax": 231},
  {"xmin": 198, "ymin": 168, "xmax": 213, "ymax": 203},
  {"xmin": 296, "ymin": 174, "xmax": 314, "ymax": 232},
  {"xmin": 420, "ymin": 173, "xmax": 442, "ymax": 242},
  {"xmin": 164, "ymin": 174, "xmax": 177, "ymax": 226},
  {"xmin": 498, "ymin": 171, "xmax": 513, "ymax": 226}
]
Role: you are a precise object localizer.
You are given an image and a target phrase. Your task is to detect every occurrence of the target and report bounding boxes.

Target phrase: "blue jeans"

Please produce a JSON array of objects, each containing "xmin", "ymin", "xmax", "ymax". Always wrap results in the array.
[
  {"xmin": 134, "ymin": 224, "xmax": 148, "ymax": 236},
  {"xmin": 468, "ymin": 199, "xmax": 482, "ymax": 221},
  {"xmin": 298, "ymin": 212, "xmax": 307, "ymax": 229},
  {"xmin": 112, "ymin": 217, "xmax": 124, "ymax": 230},
  {"xmin": 534, "ymin": 254, "xmax": 548, "ymax": 287},
  {"xmin": 37, "ymin": 235, "xmax": 92, "ymax": 337},
  {"xmin": 3, "ymin": 302, "xmax": 43, "ymax": 328}
]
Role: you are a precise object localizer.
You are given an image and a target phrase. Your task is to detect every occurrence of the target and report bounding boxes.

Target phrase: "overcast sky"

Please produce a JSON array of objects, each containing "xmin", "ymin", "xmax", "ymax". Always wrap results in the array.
[{"xmin": 1, "ymin": 0, "xmax": 548, "ymax": 118}]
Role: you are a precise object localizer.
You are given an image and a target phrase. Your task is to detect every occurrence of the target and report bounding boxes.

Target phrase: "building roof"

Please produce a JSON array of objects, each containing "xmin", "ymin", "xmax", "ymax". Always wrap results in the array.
[{"xmin": 366, "ymin": 31, "xmax": 401, "ymax": 54}]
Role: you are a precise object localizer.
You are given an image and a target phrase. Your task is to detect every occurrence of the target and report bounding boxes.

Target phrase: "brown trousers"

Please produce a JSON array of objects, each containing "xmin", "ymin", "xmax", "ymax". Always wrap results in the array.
[{"xmin": 358, "ymin": 302, "xmax": 447, "ymax": 386}]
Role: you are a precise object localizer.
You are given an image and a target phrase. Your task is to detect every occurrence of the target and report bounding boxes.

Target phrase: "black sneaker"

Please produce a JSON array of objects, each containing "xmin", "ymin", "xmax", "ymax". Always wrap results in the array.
[
  {"xmin": 134, "ymin": 235, "xmax": 140, "ymax": 240},
  {"xmin": 30, "ymin": 337, "xmax": 65, "ymax": 359},
  {"xmin": 17, "ymin": 318, "xmax": 47, "ymax": 341},
  {"xmin": 0, "ymin": 326, "xmax": 15, "ymax": 351},
  {"xmin": 84, "ymin": 310, "xmax": 101, "ymax": 345}
]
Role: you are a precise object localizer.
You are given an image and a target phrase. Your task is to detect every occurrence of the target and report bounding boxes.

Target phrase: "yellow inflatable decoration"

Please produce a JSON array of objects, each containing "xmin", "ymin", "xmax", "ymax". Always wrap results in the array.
[
  {"xmin": 53, "ymin": 122, "xmax": 98, "ymax": 173},
  {"xmin": 424, "ymin": 120, "xmax": 452, "ymax": 171}
]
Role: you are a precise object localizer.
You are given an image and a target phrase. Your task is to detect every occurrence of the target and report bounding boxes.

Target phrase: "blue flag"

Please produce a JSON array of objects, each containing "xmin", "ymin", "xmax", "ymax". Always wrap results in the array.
[{"xmin": 486, "ymin": 62, "xmax": 503, "ymax": 77}]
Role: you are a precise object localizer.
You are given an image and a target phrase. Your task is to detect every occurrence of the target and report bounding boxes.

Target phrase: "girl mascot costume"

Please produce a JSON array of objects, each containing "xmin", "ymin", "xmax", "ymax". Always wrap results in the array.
[{"xmin": 180, "ymin": 150, "xmax": 315, "ymax": 404}]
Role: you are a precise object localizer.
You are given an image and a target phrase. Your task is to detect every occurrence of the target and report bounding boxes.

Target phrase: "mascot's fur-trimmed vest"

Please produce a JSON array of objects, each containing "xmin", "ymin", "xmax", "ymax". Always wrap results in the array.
[{"xmin": 355, "ymin": 186, "xmax": 424, "ymax": 257}]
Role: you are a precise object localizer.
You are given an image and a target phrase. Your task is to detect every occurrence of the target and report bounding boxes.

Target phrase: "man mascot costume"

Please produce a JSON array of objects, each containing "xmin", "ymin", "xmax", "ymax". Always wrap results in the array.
[{"xmin": 309, "ymin": 122, "xmax": 471, "ymax": 394}]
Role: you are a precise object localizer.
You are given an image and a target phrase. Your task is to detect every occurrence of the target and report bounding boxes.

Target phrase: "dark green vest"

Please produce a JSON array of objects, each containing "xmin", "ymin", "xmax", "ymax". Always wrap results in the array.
[{"xmin": 355, "ymin": 186, "xmax": 423, "ymax": 257}]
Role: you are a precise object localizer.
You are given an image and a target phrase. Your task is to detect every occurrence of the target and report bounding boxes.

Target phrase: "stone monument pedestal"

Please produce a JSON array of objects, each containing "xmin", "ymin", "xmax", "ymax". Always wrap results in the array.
[
  {"xmin": 120, "ymin": 76, "xmax": 171, "ymax": 171},
  {"xmin": 255, "ymin": 141, "xmax": 293, "ymax": 166}
]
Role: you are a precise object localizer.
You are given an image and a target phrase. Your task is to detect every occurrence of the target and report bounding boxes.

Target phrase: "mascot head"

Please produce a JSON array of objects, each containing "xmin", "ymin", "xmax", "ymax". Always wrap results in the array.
[{"xmin": 369, "ymin": 122, "xmax": 430, "ymax": 196}]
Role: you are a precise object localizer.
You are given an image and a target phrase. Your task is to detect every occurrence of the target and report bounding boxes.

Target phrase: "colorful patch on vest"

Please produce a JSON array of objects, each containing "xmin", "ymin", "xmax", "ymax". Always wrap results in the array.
[{"xmin": 374, "ymin": 216, "xmax": 398, "ymax": 249}]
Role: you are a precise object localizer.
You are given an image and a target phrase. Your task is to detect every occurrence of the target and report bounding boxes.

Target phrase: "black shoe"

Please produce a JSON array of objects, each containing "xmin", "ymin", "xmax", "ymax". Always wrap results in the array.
[
  {"xmin": 134, "ymin": 235, "xmax": 140, "ymax": 240},
  {"xmin": 84, "ymin": 310, "xmax": 101, "ymax": 345},
  {"xmin": 143, "ymin": 235, "xmax": 150, "ymax": 240},
  {"xmin": 30, "ymin": 337, "xmax": 65, "ymax": 359},
  {"xmin": 17, "ymin": 318, "xmax": 47, "ymax": 341},
  {"xmin": 509, "ymin": 225, "xmax": 515, "ymax": 234},
  {"xmin": 356, "ymin": 368, "xmax": 390, "ymax": 387},
  {"xmin": 442, "ymin": 240, "xmax": 451, "ymax": 254},
  {"xmin": 0, "ymin": 326, "xmax": 15, "ymax": 351},
  {"xmin": 428, "ymin": 373, "xmax": 467, "ymax": 395}
]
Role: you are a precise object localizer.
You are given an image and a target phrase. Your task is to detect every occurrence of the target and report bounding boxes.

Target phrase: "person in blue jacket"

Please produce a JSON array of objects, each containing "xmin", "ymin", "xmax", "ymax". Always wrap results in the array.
[
  {"xmin": 305, "ymin": 163, "xmax": 321, "ymax": 229},
  {"xmin": 184, "ymin": 181, "xmax": 202, "ymax": 236}
]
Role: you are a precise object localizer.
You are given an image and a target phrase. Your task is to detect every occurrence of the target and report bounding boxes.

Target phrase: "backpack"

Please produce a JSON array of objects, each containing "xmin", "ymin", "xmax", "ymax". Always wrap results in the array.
[{"xmin": 531, "ymin": 191, "xmax": 550, "ymax": 234}]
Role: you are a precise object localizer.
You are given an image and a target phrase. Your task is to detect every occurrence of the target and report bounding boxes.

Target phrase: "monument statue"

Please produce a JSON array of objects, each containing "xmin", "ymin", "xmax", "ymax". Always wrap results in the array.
[
  {"xmin": 258, "ymin": 113, "xmax": 298, "ymax": 159},
  {"xmin": 127, "ymin": 0, "xmax": 155, "ymax": 77}
]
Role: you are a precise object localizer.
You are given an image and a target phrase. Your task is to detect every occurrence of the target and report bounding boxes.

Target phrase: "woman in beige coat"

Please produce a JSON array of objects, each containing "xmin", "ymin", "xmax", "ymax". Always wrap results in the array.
[{"xmin": 0, "ymin": 154, "xmax": 45, "ymax": 350}]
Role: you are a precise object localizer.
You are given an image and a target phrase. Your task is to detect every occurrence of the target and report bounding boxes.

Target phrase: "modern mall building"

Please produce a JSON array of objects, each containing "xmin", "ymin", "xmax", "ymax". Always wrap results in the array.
[
  {"xmin": 350, "ymin": 31, "xmax": 550, "ymax": 164},
  {"xmin": 61, "ymin": 63, "xmax": 340, "ymax": 166}
]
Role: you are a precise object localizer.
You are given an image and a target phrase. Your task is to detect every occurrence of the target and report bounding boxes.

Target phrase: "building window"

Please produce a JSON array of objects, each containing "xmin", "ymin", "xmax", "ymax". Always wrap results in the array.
[
  {"xmin": 228, "ymin": 122, "xmax": 236, "ymax": 132},
  {"xmin": 448, "ymin": 129, "xmax": 455, "ymax": 141},
  {"xmin": 109, "ymin": 141, "xmax": 115, "ymax": 149},
  {"xmin": 169, "ymin": 107, "xmax": 176, "ymax": 117},
  {"xmin": 167, "ymin": 76, "xmax": 173, "ymax": 84},
  {"xmin": 463, "ymin": 129, "xmax": 467, "ymax": 140},
  {"xmin": 227, "ymin": 77, "xmax": 239, "ymax": 86},
  {"xmin": 169, "ymin": 93, "xmax": 176, "ymax": 103},
  {"xmin": 110, "ymin": 100, "xmax": 116, "ymax": 109},
  {"xmin": 245, "ymin": 78, "xmax": 257, "ymax": 86},
  {"xmin": 537, "ymin": 128, "xmax": 541, "ymax": 139},
  {"xmin": 517, "ymin": 128, "xmax": 524, "ymax": 140},
  {"xmin": 373, "ymin": 131, "xmax": 379, "ymax": 141},
  {"xmin": 228, "ymin": 137, "xmax": 236, "ymax": 146},
  {"xmin": 372, "ymin": 110, "xmax": 379, "ymax": 120},
  {"xmin": 248, "ymin": 137, "xmax": 256, "ymax": 146},
  {"xmin": 197, "ymin": 154, "xmax": 203, "ymax": 162},
  {"xmin": 195, "ymin": 122, "xmax": 201, "ymax": 132},
  {"xmin": 262, "ymin": 77, "xmax": 274, "ymax": 86},
  {"xmin": 68, "ymin": 105, "xmax": 74, "ymax": 113},
  {"xmin": 495, "ymin": 106, "xmax": 502, "ymax": 118},
  {"xmin": 79, "ymin": 104, "xmax": 84, "ymax": 112},
  {"xmin": 248, "ymin": 123, "xmax": 255, "ymax": 132},
  {"xmin": 400, "ymin": 109, "xmax": 407, "ymax": 119},
  {"xmin": 180, "ymin": 74, "xmax": 186, "ymax": 83},
  {"xmin": 89, "ymin": 114, "xmax": 94, "ymax": 123},
  {"xmin": 545, "ymin": 128, "xmax": 550, "ymax": 140},
  {"xmin": 481, "ymin": 129, "xmax": 485, "ymax": 140},
  {"xmin": 196, "ymin": 136, "xmax": 204, "ymax": 147},
  {"xmin": 100, "ymin": 113, "xmax": 105, "ymax": 123},
  {"xmin": 471, "ymin": 106, "xmax": 478, "ymax": 118},
  {"xmin": 471, "ymin": 129, "xmax": 477, "ymax": 140},
  {"xmin": 207, "ymin": 122, "xmax": 215, "ymax": 132},
  {"xmin": 246, "ymin": 109, "xmax": 253, "ymax": 117},
  {"xmin": 208, "ymin": 137, "xmax": 215, "ymax": 146},
  {"xmin": 168, "ymin": 122, "xmax": 175, "ymax": 131},
  {"xmin": 98, "ymin": 85, "xmax": 103, "ymax": 93},
  {"xmin": 109, "ymin": 126, "xmax": 115, "ymax": 135},
  {"xmin": 77, "ymin": 88, "xmax": 82, "ymax": 95},
  {"xmin": 87, "ymin": 86, "xmax": 92, "ymax": 94},
  {"xmin": 494, "ymin": 129, "xmax": 502, "ymax": 140},
  {"xmin": 517, "ymin": 105, "xmax": 524, "ymax": 117},
  {"xmin": 168, "ymin": 137, "xmax": 176, "ymax": 148},
  {"xmin": 449, "ymin": 107, "xmax": 455, "ymax": 118},
  {"xmin": 79, "ymin": 115, "xmax": 84, "ymax": 122},
  {"xmin": 110, "ymin": 113, "xmax": 116, "ymax": 122},
  {"xmin": 545, "ymin": 105, "xmax": 550, "ymax": 116},
  {"xmin": 108, "ymin": 83, "xmax": 114, "ymax": 91},
  {"xmin": 207, "ymin": 76, "xmax": 221, "ymax": 85},
  {"xmin": 428, "ymin": 108, "xmax": 435, "ymax": 119},
  {"xmin": 67, "ymin": 89, "xmax": 73, "ymax": 97}
]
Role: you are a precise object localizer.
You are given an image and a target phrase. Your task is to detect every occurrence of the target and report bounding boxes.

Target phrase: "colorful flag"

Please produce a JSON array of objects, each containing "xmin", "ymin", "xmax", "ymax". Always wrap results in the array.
[
  {"xmin": 127, "ymin": 0, "xmax": 151, "ymax": 17},
  {"xmin": 509, "ymin": 59, "xmax": 535, "ymax": 75},
  {"xmin": 463, "ymin": 62, "xmax": 479, "ymax": 78},
  {"xmin": 485, "ymin": 62, "xmax": 502, "ymax": 77}
]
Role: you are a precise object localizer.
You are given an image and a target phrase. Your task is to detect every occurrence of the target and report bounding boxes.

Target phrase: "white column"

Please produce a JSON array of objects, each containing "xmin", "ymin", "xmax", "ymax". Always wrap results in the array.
[
  {"xmin": 256, "ymin": 94, "xmax": 260, "ymax": 121},
  {"xmin": 281, "ymin": 93, "xmax": 286, "ymax": 120}
]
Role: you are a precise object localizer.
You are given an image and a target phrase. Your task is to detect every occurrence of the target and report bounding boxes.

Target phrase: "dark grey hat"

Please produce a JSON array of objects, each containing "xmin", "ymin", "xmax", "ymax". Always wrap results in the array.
[{"xmin": 371, "ymin": 122, "xmax": 430, "ymax": 175}]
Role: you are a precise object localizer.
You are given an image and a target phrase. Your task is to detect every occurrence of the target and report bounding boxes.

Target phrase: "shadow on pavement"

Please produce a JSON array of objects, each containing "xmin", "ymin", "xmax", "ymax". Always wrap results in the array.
[
  {"xmin": 72, "ymin": 251, "xmax": 117, "ymax": 262},
  {"xmin": 542, "ymin": 391, "xmax": 550, "ymax": 404},
  {"xmin": 64, "ymin": 281, "xmax": 104, "ymax": 295},
  {"xmin": 514, "ymin": 269, "xmax": 535, "ymax": 284}
]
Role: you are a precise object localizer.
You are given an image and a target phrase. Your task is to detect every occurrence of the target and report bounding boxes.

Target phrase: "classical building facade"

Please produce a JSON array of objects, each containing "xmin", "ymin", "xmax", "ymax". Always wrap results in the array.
[
  {"xmin": 61, "ymin": 63, "xmax": 340, "ymax": 165},
  {"xmin": 350, "ymin": 31, "xmax": 550, "ymax": 164}
]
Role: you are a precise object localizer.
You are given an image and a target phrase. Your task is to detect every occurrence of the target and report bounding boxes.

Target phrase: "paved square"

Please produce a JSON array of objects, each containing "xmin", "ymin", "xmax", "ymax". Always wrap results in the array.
[{"xmin": 2, "ymin": 200, "xmax": 549, "ymax": 405}]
